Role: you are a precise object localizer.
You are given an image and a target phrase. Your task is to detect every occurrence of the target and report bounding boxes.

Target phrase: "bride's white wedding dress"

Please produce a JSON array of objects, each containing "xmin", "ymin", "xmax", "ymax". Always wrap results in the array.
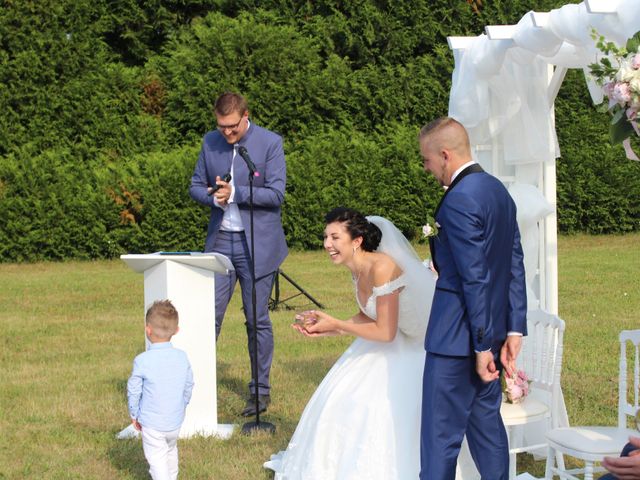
[{"xmin": 264, "ymin": 217, "xmax": 479, "ymax": 480}]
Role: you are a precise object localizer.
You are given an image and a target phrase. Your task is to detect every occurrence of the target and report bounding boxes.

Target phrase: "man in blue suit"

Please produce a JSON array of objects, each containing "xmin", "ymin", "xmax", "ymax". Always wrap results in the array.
[
  {"xmin": 190, "ymin": 92, "xmax": 288, "ymax": 417},
  {"xmin": 418, "ymin": 117, "xmax": 527, "ymax": 479}
]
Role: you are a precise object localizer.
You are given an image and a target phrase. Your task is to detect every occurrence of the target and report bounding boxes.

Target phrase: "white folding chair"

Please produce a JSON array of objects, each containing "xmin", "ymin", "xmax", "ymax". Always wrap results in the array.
[
  {"xmin": 500, "ymin": 308, "xmax": 566, "ymax": 480},
  {"xmin": 544, "ymin": 329, "xmax": 640, "ymax": 480}
]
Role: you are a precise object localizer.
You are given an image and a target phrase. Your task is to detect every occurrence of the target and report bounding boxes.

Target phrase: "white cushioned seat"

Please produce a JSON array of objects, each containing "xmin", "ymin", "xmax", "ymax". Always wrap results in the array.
[
  {"xmin": 547, "ymin": 426, "xmax": 635, "ymax": 455},
  {"xmin": 501, "ymin": 398, "xmax": 549, "ymax": 424}
]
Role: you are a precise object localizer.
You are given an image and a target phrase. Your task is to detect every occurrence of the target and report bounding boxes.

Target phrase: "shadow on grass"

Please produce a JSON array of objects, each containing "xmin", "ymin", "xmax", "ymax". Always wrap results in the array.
[
  {"xmin": 217, "ymin": 362, "xmax": 248, "ymax": 397},
  {"xmin": 107, "ymin": 438, "xmax": 150, "ymax": 480}
]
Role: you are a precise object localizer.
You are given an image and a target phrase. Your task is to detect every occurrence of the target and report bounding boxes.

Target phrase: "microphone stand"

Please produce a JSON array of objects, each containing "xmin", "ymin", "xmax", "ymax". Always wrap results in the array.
[{"xmin": 240, "ymin": 149, "xmax": 275, "ymax": 435}]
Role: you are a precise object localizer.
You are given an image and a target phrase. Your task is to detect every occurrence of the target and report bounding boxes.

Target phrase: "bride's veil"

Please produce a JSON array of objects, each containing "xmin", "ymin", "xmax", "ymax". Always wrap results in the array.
[{"xmin": 367, "ymin": 216, "xmax": 436, "ymax": 339}]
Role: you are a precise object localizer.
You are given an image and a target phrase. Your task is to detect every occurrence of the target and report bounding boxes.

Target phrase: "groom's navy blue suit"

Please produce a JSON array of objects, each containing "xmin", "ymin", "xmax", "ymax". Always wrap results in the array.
[{"xmin": 421, "ymin": 164, "xmax": 527, "ymax": 479}]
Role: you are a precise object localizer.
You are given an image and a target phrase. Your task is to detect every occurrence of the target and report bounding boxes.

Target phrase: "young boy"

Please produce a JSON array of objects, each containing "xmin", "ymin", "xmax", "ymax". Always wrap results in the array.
[{"xmin": 127, "ymin": 299, "xmax": 194, "ymax": 480}]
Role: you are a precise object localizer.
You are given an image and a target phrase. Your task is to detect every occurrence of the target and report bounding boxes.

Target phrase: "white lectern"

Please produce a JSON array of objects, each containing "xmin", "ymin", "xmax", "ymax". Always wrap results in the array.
[{"xmin": 117, "ymin": 252, "xmax": 235, "ymax": 439}]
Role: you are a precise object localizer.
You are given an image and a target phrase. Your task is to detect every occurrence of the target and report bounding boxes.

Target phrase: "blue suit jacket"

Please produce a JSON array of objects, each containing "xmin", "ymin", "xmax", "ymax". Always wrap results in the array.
[
  {"xmin": 189, "ymin": 123, "xmax": 288, "ymax": 278},
  {"xmin": 426, "ymin": 165, "xmax": 527, "ymax": 356}
]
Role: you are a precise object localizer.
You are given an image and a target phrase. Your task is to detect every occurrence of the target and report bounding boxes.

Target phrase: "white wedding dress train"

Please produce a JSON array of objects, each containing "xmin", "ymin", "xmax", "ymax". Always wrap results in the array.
[{"xmin": 264, "ymin": 306, "xmax": 427, "ymax": 478}]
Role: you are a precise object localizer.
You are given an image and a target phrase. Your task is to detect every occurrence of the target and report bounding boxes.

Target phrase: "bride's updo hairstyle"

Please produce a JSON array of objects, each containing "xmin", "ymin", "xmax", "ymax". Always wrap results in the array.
[{"xmin": 324, "ymin": 207, "xmax": 382, "ymax": 252}]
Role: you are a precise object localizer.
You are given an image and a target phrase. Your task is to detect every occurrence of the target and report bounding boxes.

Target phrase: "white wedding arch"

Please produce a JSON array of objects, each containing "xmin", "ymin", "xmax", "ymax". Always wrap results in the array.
[
  {"xmin": 446, "ymin": 0, "xmax": 640, "ymax": 315},
  {"xmin": 445, "ymin": 1, "xmax": 640, "ymax": 471}
]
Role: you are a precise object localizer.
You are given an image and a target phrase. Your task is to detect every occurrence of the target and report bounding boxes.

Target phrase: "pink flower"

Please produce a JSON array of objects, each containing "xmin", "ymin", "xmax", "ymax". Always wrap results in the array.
[
  {"xmin": 603, "ymin": 81, "xmax": 615, "ymax": 98},
  {"xmin": 632, "ymin": 54, "xmax": 640, "ymax": 70},
  {"xmin": 502, "ymin": 369, "xmax": 532, "ymax": 404},
  {"xmin": 627, "ymin": 107, "xmax": 638, "ymax": 121},
  {"xmin": 612, "ymin": 82, "xmax": 633, "ymax": 106},
  {"xmin": 509, "ymin": 384, "xmax": 524, "ymax": 402}
]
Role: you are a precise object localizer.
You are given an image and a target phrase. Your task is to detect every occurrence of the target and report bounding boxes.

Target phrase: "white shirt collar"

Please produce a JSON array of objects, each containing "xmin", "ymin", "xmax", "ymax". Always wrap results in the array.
[{"xmin": 450, "ymin": 160, "xmax": 477, "ymax": 184}]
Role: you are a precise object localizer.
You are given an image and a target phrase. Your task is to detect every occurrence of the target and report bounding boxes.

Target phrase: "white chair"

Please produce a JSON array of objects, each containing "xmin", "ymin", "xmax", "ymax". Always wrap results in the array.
[
  {"xmin": 500, "ymin": 308, "xmax": 566, "ymax": 480},
  {"xmin": 544, "ymin": 329, "xmax": 640, "ymax": 480}
]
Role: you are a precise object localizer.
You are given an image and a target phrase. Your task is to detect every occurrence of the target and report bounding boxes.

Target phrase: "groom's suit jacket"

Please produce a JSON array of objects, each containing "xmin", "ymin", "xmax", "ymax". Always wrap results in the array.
[
  {"xmin": 426, "ymin": 164, "xmax": 527, "ymax": 356},
  {"xmin": 189, "ymin": 123, "xmax": 288, "ymax": 279}
]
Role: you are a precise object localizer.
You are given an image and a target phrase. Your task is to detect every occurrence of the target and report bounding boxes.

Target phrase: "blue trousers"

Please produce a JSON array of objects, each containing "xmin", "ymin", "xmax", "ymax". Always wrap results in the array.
[
  {"xmin": 213, "ymin": 231, "xmax": 274, "ymax": 396},
  {"xmin": 420, "ymin": 352, "xmax": 509, "ymax": 480}
]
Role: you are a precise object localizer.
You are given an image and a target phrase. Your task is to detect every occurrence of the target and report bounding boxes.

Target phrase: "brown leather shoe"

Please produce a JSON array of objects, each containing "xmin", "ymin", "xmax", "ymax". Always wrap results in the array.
[{"xmin": 241, "ymin": 394, "xmax": 270, "ymax": 417}]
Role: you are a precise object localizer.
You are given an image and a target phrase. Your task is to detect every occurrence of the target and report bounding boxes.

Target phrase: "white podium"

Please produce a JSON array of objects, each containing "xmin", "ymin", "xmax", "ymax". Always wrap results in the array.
[{"xmin": 117, "ymin": 252, "xmax": 235, "ymax": 439}]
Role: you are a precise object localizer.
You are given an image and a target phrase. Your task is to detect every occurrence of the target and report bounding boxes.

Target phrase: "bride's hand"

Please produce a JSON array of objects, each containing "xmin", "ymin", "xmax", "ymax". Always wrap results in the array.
[
  {"xmin": 304, "ymin": 310, "xmax": 340, "ymax": 335},
  {"xmin": 291, "ymin": 311, "xmax": 337, "ymax": 337},
  {"xmin": 291, "ymin": 323, "xmax": 340, "ymax": 337}
]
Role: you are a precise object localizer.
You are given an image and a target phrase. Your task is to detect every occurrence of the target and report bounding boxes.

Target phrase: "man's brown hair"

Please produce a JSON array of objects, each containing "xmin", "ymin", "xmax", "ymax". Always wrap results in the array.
[{"xmin": 214, "ymin": 92, "xmax": 248, "ymax": 116}]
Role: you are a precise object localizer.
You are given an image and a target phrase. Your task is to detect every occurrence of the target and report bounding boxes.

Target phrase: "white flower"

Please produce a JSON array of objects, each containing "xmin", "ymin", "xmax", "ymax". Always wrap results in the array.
[
  {"xmin": 617, "ymin": 60, "xmax": 636, "ymax": 83},
  {"xmin": 422, "ymin": 224, "xmax": 434, "ymax": 237},
  {"xmin": 630, "ymin": 75, "xmax": 640, "ymax": 95}
]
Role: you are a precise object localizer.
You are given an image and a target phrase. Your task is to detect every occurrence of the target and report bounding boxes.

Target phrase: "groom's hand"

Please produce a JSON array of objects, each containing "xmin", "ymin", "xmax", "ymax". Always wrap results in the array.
[
  {"xmin": 500, "ymin": 335, "xmax": 523, "ymax": 377},
  {"xmin": 476, "ymin": 351, "xmax": 500, "ymax": 383}
]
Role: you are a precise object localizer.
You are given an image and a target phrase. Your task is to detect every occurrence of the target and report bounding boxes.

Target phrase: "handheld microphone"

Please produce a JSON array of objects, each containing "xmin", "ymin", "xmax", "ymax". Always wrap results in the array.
[
  {"xmin": 237, "ymin": 146, "xmax": 258, "ymax": 176},
  {"xmin": 207, "ymin": 172, "xmax": 231, "ymax": 196}
]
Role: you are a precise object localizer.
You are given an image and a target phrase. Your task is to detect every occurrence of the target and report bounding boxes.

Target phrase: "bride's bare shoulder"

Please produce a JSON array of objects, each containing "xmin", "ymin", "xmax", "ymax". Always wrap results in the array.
[{"xmin": 370, "ymin": 253, "xmax": 402, "ymax": 284}]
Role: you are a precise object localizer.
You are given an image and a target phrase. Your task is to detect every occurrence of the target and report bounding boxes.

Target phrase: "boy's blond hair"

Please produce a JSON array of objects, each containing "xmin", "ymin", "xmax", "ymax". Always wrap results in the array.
[{"xmin": 145, "ymin": 299, "xmax": 179, "ymax": 339}]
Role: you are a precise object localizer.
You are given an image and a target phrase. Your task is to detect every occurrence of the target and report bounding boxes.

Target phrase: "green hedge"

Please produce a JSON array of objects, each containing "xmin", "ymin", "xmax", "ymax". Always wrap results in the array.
[
  {"xmin": 555, "ymin": 69, "xmax": 640, "ymax": 233},
  {"xmin": 283, "ymin": 125, "xmax": 440, "ymax": 249},
  {"xmin": 0, "ymin": 0, "xmax": 638, "ymax": 262}
]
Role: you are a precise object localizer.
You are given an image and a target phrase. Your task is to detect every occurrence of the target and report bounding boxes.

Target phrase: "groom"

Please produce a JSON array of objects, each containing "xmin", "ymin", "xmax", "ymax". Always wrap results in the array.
[{"xmin": 418, "ymin": 117, "xmax": 527, "ymax": 479}]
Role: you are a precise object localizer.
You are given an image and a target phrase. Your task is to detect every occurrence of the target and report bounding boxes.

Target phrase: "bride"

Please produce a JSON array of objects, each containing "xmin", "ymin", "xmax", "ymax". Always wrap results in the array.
[{"xmin": 264, "ymin": 207, "xmax": 478, "ymax": 479}]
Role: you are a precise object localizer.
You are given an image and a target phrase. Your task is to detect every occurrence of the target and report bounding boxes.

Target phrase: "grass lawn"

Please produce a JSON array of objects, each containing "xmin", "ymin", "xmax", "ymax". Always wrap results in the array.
[{"xmin": 0, "ymin": 234, "xmax": 638, "ymax": 479}]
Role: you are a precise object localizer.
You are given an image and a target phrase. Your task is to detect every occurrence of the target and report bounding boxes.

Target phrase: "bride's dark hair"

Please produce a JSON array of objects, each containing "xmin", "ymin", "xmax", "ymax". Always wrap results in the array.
[{"xmin": 324, "ymin": 207, "xmax": 382, "ymax": 252}]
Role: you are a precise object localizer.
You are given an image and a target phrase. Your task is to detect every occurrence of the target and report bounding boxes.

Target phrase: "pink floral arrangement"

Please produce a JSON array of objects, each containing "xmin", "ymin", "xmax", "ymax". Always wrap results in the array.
[
  {"xmin": 501, "ymin": 369, "xmax": 532, "ymax": 404},
  {"xmin": 589, "ymin": 30, "xmax": 640, "ymax": 160}
]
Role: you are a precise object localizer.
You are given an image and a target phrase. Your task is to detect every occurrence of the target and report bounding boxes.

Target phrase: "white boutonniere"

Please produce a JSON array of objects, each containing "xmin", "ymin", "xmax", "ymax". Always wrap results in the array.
[{"xmin": 421, "ymin": 216, "xmax": 439, "ymax": 239}]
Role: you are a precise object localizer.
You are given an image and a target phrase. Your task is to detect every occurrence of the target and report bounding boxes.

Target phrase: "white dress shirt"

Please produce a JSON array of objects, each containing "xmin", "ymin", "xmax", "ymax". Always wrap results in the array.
[{"xmin": 215, "ymin": 122, "xmax": 252, "ymax": 232}]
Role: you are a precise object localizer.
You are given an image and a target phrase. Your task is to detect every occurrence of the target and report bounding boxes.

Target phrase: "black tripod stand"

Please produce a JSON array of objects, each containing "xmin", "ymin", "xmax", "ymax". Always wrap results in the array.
[
  {"xmin": 269, "ymin": 269, "xmax": 324, "ymax": 311},
  {"xmin": 238, "ymin": 146, "xmax": 276, "ymax": 435}
]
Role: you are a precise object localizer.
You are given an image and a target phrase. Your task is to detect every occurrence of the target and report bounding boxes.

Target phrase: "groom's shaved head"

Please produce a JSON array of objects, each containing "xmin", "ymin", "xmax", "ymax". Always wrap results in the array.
[
  {"xmin": 419, "ymin": 117, "xmax": 470, "ymax": 158},
  {"xmin": 419, "ymin": 117, "xmax": 472, "ymax": 187}
]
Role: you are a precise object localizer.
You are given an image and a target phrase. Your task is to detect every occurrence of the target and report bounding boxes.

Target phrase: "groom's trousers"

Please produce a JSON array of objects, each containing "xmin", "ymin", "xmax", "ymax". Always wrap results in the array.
[{"xmin": 420, "ymin": 352, "xmax": 509, "ymax": 480}]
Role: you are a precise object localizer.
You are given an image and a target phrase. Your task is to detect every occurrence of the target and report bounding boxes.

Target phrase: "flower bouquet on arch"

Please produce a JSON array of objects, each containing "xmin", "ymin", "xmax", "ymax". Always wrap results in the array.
[
  {"xmin": 501, "ymin": 368, "xmax": 532, "ymax": 404},
  {"xmin": 588, "ymin": 29, "xmax": 640, "ymax": 160}
]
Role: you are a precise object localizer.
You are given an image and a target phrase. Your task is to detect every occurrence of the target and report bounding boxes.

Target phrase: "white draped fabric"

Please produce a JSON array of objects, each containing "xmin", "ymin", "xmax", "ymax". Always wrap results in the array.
[
  {"xmin": 446, "ymin": 0, "xmax": 640, "ymax": 461},
  {"xmin": 450, "ymin": 0, "xmax": 640, "ymax": 163}
]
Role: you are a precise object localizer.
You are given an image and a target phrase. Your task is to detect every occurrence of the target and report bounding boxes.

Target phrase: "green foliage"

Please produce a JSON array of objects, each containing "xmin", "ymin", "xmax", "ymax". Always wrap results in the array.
[
  {"xmin": 0, "ymin": 145, "xmax": 114, "ymax": 261},
  {"xmin": 0, "ymin": 0, "xmax": 173, "ymax": 158},
  {"xmin": 555, "ymin": 69, "xmax": 640, "ymax": 233},
  {"xmin": 154, "ymin": 10, "xmax": 331, "ymax": 142},
  {"xmin": 0, "ymin": 143, "xmax": 206, "ymax": 262},
  {"xmin": 0, "ymin": 0, "xmax": 638, "ymax": 262},
  {"xmin": 283, "ymin": 125, "xmax": 441, "ymax": 249},
  {"xmin": 97, "ymin": 145, "xmax": 208, "ymax": 254},
  {"xmin": 626, "ymin": 30, "xmax": 640, "ymax": 54}
]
